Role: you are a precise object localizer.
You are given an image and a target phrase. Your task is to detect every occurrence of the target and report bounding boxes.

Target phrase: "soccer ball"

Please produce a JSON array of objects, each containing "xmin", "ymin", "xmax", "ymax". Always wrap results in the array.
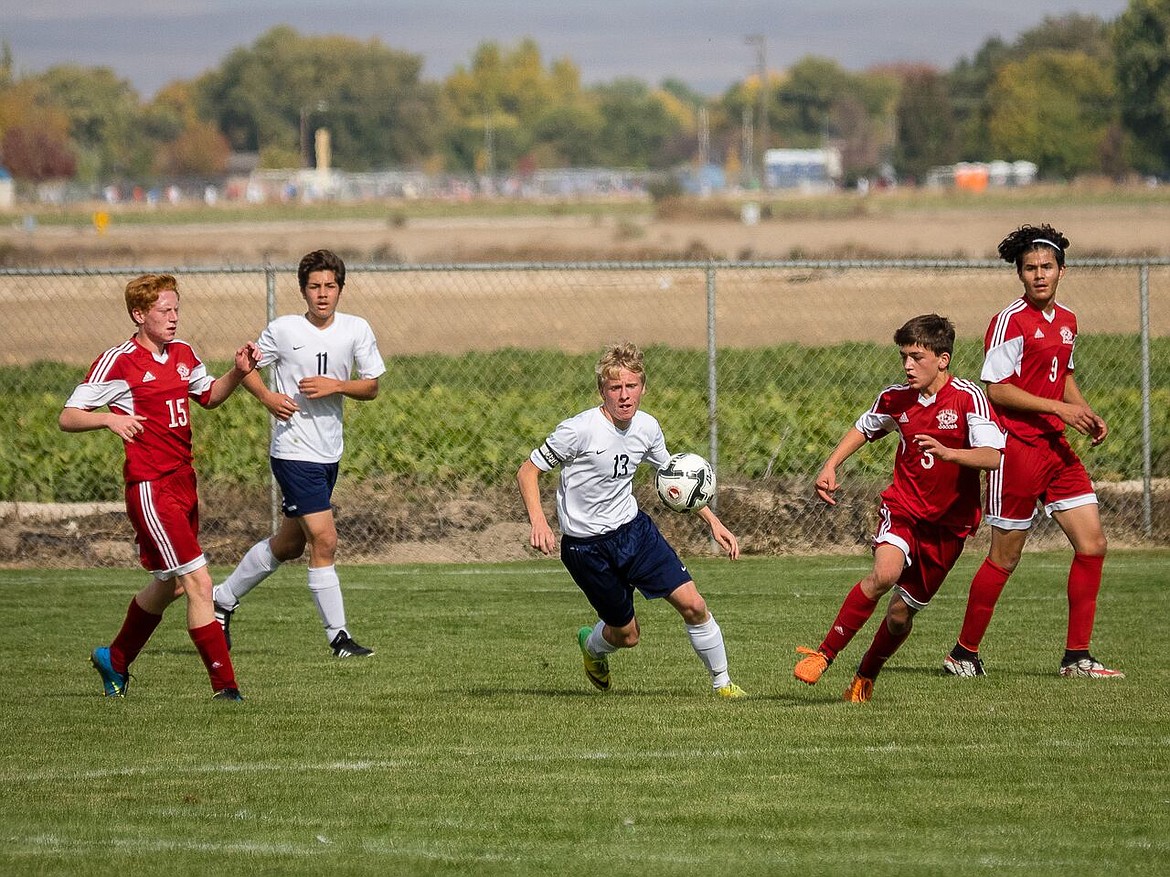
[{"xmin": 655, "ymin": 452, "xmax": 716, "ymax": 513}]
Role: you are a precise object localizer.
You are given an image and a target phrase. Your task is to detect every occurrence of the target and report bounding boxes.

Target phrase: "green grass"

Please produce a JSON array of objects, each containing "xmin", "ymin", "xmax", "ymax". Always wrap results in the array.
[{"xmin": 3, "ymin": 551, "xmax": 1167, "ymax": 875}]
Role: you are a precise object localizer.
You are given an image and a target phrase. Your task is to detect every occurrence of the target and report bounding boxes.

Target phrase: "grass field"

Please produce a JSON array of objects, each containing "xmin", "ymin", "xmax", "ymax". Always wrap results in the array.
[{"xmin": 3, "ymin": 550, "xmax": 1167, "ymax": 875}]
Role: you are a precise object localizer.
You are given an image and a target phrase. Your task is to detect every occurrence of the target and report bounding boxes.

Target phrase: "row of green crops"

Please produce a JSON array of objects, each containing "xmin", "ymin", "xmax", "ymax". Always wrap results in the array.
[{"xmin": 2, "ymin": 339, "xmax": 1166, "ymax": 503}]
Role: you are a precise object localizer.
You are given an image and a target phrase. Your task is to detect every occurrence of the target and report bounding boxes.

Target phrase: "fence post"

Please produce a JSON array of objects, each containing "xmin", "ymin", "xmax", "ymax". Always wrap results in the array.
[
  {"xmin": 1140, "ymin": 263, "xmax": 1152, "ymax": 538},
  {"xmin": 265, "ymin": 260, "xmax": 280, "ymax": 535},
  {"xmin": 706, "ymin": 263, "xmax": 718, "ymax": 524}
]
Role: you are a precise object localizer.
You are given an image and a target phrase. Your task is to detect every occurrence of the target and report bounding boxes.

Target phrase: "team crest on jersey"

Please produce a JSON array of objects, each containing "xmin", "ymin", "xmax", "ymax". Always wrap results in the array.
[
  {"xmin": 177, "ymin": 363, "xmax": 191, "ymax": 380},
  {"xmin": 1060, "ymin": 326, "xmax": 1074, "ymax": 345},
  {"xmin": 936, "ymin": 409, "xmax": 959, "ymax": 430}
]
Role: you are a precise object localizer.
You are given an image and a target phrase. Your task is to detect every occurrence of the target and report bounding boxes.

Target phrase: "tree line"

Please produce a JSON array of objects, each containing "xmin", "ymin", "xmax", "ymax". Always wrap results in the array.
[{"xmin": 1, "ymin": 0, "xmax": 1169, "ymax": 189}]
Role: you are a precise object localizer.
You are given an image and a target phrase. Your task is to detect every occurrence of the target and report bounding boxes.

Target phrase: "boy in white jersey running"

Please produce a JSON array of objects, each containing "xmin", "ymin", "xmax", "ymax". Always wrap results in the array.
[
  {"xmin": 517, "ymin": 342, "xmax": 746, "ymax": 698},
  {"xmin": 213, "ymin": 250, "xmax": 385, "ymax": 657}
]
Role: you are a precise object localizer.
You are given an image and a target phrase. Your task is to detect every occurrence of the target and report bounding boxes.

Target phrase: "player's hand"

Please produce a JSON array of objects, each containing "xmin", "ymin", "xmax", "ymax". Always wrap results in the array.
[
  {"xmin": 264, "ymin": 393, "xmax": 299, "ymax": 421},
  {"xmin": 814, "ymin": 466, "xmax": 839, "ymax": 505},
  {"xmin": 235, "ymin": 341, "xmax": 261, "ymax": 374},
  {"xmin": 1087, "ymin": 413, "xmax": 1108, "ymax": 446},
  {"xmin": 109, "ymin": 413, "xmax": 147, "ymax": 441},
  {"xmin": 298, "ymin": 375, "xmax": 340, "ymax": 399},
  {"xmin": 1062, "ymin": 406, "xmax": 1104, "ymax": 446},
  {"xmin": 711, "ymin": 522, "xmax": 739, "ymax": 560},
  {"xmin": 529, "ymin": 521, "xmax": 556, "ymax": 555},
  {"xmin": 913, "ymin": 433, "xmax": 952, "ymax": 462}
]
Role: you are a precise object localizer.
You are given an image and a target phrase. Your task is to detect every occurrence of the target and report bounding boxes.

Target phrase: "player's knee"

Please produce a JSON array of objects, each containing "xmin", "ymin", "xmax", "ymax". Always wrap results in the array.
[
  {"xmin": 272, "ymin": 542, "xmax": 304, "ymax": 563},
  {"xmin": 308, "ymin": 532, "xmax": 338, "ymax": 561},
  {"xmin": 611, "ymin": 624, "xmax": 639, "ymax": 648},
  {"xmin": 886, "ymin": 601, "xmax": 914, "ymax": 634},
  {"xmin": 1079, "ymin": 532, "xmax": 1107, "ymax": 557}
]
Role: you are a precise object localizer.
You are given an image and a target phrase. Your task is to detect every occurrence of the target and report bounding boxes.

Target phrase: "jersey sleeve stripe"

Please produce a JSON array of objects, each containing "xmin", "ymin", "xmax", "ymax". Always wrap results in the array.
[
  {"xmin": 987, "ymin": 299, "xmax": 1026, "ymax": 350},
  {"xmin": 89, "ymin": 340, "xmax": 135, "ymax": 382}
]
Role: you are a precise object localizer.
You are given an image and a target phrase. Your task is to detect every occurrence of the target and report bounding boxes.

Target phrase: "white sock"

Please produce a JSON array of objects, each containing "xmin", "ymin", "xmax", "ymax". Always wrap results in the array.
[
  {"xmin": 308, "ymin": 565, "xmax": 347, "ymax": 642},
  {"xmin": 686, "ymin": 614, "xmax": 731, "ymax": 689},
  {"xmin": 586, "ymin": 620, "xmax": 617, "ymax": 655},
  {"xmin": 214, "ymin": 539, "xmax": 280, "ymax": 609}
]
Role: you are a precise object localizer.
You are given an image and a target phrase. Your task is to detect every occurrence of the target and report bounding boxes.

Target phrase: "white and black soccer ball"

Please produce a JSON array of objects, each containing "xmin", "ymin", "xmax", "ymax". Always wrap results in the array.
[{"xmin": 655, "ymin": 452, "xmax": 716, "ymax": 513}]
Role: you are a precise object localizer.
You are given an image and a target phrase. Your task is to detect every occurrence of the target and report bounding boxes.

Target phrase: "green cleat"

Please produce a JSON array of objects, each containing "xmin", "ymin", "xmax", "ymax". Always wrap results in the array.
[
  {"xmin": 577, "ymin": 626, "xmax": 611, "ymax": 691},
  {"xmin": 716, "ymin": 682, "xmax": 748, "ymax": 699}
]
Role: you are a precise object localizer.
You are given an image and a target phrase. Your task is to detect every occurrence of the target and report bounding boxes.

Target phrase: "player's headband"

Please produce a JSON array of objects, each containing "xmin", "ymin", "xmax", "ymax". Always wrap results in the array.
[{"xmin": 1031, "ymin": 238, "xmax": 1062, "ymax": 251}]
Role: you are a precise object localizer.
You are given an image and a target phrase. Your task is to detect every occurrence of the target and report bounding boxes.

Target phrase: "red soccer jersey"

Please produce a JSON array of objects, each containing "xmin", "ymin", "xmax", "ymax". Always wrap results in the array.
[
  {"xmin": 856, "ymin": 376, "xmax": 1004, "ymax": 537},
  {"xmin": 65, "ymin": 337, "xmax": 215, "ymax": 484},
  {"xmin": 981, "ymin": 297, "xmax": 1078, "ymax": 443}
]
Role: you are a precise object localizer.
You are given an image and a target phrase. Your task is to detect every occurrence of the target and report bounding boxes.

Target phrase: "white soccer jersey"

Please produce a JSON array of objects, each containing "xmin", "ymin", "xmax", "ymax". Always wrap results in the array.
[
  {"xmin": 258, "ymin": 312, "xmax": 386, "ymax": 463},
  {"xmin": 530, "ymin": 407, "xmax": 670, "ymax": 538}
]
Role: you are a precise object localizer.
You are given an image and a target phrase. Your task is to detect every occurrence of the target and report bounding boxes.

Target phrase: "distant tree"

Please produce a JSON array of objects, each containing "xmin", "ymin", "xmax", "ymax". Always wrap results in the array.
[
  {"xmin": 660, "ymin": 78, "xmax": 709, "ymax": 111},
  {"xmin": 148, "ymin": 81, "xmax": 230, "ymax": 177},
  {"xmin": 1113, "ymin": 0, "xmax": 1170, "ymax": 175},
  {"xmin": 987, "ymin": 50, "xmax": 1117, "ymax": 178},
  {"xmin": 591, "ymin": 78, "xmax": 683, "ymax": 168},
  {"xmin": 1016, "ymin": 13, "xmax": 1114, "ymax": 62},
  {"xmin": 948, "ymin": 37, "xmax": 1012, "ymax": 159},
  {"xmin": 442, "ymin": 40, "xmax": 594, "ymax": 171},
  {"xmin": 530, "ymin": 103, "xmax": 605, "ymax": 167},
  {"xmin": 155, "ymin": 122, "xmax": 231, "ymax": 177},
  {"xmin": 36, "ymin": 65, "xmax": 149, "ymax": 181},
  {"xmin": 2, "ymin": 124, "xmax": 76, "ymax": 182},
  {"xmin": 775, "ymin": 57, "xmax": 853, "ymax": 146},
  {"xmin": 894, "ymin": 67, "xmax": 959, "ymax": 181},
  {"xmin": 196, "ymin": 26, "xmax": 441, "ymax": 170},
  {"xmin": 950, "ymin": 13, "xmax": 1115, "ymax": 163}
]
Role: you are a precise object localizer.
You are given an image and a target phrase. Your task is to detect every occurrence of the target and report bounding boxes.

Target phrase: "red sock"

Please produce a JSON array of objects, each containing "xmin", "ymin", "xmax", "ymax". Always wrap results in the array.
[
  {"xmin": 857, "ymin": 618, "xmax": 912, "ymax": 680},
  {"xmin": 819, "ymin": 582, "xmax": 879, "ymax": 660},
  {"xmin": 189, "ymin": 621, "xmax": 237, "ymax": 692},
  {"xmin": 1066, "ymin": 553, "xmax": 1104, "ymax": 651},
  {"xmin": 957, "ymin": 558, "xmax": 1012, "ymax": 652},
  {"xmin": 109, "ymin": 597, "xmax": 163, "ymax": 674}
]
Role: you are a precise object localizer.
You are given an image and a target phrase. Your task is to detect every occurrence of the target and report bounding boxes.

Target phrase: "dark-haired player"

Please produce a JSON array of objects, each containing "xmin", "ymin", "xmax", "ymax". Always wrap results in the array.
[
  {"xmin": 62, "ymin": 273, "xmax": 260, "ymax": 700},
  {"xmin": 213, "ymin": 249, "xmax": 384, "ymax": 658},
  {"xmin": 944, "ymin": 225, "xmax": 1123, "ymax": 679},
  {"xmin": 793, "ymin": 315, "xmax": 1004, "ymax": 702}
]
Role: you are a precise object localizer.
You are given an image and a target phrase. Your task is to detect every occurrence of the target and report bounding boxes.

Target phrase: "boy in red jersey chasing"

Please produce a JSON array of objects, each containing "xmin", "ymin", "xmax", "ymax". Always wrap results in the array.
[
  {"xmin": 61, "ymin": 273, "xmax": 260, "ymax": 700},
  {"xmin": 944, "ymin": 224, "xmax": 1123, "ymax": 680},
  {"xmin": 793, "ymin": 314, "xmax": 1004, "ymax": 702}
]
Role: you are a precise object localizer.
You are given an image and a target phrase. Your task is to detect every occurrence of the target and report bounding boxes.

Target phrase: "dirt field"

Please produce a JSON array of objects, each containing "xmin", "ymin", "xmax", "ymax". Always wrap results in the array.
[{"xmin": 6, "ymin": 198, "xmax": 1170, "ymax": 266}]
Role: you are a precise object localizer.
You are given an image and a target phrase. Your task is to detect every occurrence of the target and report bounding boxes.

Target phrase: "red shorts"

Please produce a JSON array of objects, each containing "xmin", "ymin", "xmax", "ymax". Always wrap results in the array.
[
  {"xmin": 124, "ymin": 465, "xmax": 207, "ymax": 579},
  {"xmin": 986, "ymin": 433, "xmax": 1097, "ymax": 530},
  {"xmin": 874, "ymin": 504, "xmax": 968, "ymax": 609}
]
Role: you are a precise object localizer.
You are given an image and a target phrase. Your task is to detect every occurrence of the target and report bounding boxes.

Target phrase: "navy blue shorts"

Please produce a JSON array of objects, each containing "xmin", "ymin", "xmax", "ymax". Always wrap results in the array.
[
  {"xmin": 560, "ymin": 511, "xmax": 693, "ymax": 627},
  {"xmin": 270, "ymin": 458, "xmax": 338, "ymax": 517}
]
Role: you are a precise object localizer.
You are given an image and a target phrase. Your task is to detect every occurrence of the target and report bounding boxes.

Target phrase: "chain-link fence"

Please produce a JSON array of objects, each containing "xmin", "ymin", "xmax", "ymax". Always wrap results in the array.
[{"xmin": 1, "ymin": 259, "xmax": 1165, "ymax": 567}]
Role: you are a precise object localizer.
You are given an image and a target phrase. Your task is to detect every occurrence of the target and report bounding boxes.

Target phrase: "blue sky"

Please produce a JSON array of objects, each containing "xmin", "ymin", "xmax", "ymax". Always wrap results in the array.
[{"xmin": 0, "ymin": 0, "xmax": 1132, "ymax": 98}]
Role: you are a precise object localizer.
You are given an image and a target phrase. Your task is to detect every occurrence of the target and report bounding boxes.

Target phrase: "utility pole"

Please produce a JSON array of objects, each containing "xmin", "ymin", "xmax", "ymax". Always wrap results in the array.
[{"xmin": 746, "ymin": 34, "xmax": 767, "ymax": 189}]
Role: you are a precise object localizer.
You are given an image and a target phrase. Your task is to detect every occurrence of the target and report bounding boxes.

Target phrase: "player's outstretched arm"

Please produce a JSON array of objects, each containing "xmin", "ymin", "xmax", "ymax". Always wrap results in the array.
[
  {"xmin": 696, "ymin": 506, "xmax": 739, "ymax": 559},
  {"xmin": 206, "ymin": 342, "xmax": 261, "ymax": 408},
  {"xmin": 815, "ymin": 427, "xmax": 867, "ymax": 505},
  {"xmin": 516, "ymin": 460, "xmax": 556, "ymax": 555}
]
